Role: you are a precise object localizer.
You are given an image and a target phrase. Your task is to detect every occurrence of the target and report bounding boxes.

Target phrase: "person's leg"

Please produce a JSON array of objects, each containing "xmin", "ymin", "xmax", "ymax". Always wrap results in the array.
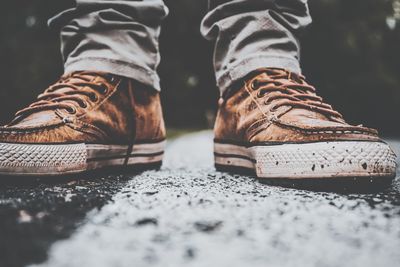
[
  {"xmin": 204, "ymin": 0, "xmax": 396, "ymax": 183},
  {"xmin": 0, "ymin": 0, "xmax": 168, "ymax": 176},
  {"xmin": 201, "ymin": 0, "xmax": 311, "ymax": 95},
  {"xmin": 50, "ymin": 0, "xmax": 168, "ymax": 90}
]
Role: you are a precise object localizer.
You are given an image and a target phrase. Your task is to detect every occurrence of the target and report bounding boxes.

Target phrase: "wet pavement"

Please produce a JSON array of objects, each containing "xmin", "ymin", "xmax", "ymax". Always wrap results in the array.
[{"xmin": 0, "ymin": 131, "xmax": 400, "ymax": 267}]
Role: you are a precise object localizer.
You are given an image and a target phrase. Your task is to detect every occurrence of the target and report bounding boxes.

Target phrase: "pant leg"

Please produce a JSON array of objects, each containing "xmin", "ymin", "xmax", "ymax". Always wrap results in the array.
[
  {"xmin": 49, "ymin": 0, "xmax": 168, "ymax": 91},
  {"xmin": 201, "ymin": 0, "xmax": 312, "ymax": 95}
]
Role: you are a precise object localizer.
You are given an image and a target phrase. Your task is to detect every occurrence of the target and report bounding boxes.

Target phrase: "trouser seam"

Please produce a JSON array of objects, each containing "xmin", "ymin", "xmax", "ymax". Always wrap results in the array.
[{"xmin": 65, "ymin": 57, "xmax": 156, "ymax": 76}]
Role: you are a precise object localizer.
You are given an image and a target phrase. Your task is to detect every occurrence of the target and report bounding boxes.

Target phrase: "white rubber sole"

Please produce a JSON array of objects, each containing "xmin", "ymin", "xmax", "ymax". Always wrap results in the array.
[
  {"xmin": 214, "ymin": 141, "xmax": 397, "ymax": 179},
  {"xmin": 0, "ymin": 140, "xmax": 165, "ymax": 176}
]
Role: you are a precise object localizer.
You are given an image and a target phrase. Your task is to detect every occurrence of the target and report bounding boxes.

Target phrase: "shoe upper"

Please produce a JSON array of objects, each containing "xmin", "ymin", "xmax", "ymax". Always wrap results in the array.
[
  {"xmin": 0, "ymin": 72, "xmax": 166, "ymax": 144},
  {"xmin": 214, "ymin": 68, "xmax": 380, "ymax": 144}
]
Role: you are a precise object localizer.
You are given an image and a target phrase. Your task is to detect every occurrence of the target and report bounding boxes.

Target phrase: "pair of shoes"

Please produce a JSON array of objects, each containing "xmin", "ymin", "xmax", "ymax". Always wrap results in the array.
[{"xmin": 0, "ymin": 69, "xmax": 396, "ymax": 184}]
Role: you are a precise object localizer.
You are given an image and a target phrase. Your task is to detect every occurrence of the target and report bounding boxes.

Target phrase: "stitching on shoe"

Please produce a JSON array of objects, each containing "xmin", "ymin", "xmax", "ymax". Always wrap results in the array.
[
  {"xmin": 0, "ymin": 126, "xmax": 100, "ymax": 144},
  {"xmin": 273, "ymin": 119, "xmax": 378, "ymax": 136},
  {"xmin": 0, "ymin": 121, "xmax": 104, "ymax": 141},
  {"xmin": 245, "ymin": 117, "xmax": 271, "ymax": 141},
  {"xmin": 0, "ymin": 123, "xmax": 64, "ymax": 134},
  {"xmin": 64, "ymin": 119, "xmax": 108, "ymax": 140}
]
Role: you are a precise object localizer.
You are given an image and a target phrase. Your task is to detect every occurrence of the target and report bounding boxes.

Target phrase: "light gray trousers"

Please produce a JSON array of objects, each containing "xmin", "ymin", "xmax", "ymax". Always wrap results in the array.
[{"xmin": 49, "ymin": 0, "xmax": 312, "ymax": 94}]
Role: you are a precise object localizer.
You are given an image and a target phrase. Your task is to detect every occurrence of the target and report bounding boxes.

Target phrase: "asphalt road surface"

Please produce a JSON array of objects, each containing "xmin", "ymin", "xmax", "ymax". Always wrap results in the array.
[{"xmin": 1, "ymin": 131, "xmax": 400, "ymax": 267}]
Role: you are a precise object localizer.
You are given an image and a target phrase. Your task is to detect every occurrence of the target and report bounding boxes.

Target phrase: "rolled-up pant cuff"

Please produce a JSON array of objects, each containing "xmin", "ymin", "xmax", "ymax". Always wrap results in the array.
[
  {"xmin": 217, "ymin": 55, "xmax": 301, "ymax": 95},
  {"xmin": 64, "ymin": 57, "xmax": 161, "ymax": 91}
]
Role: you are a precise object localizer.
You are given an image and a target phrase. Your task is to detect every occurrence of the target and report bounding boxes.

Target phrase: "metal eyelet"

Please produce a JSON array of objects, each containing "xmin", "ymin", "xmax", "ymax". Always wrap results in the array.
[
  {"xmin": 100, "ymin": 84, "xmax": 108, "ymax": 94},
  {"xmin": 66, "ymin": 106, "xmax": 77, "ymax": 114},
  {"xmin": 89, "ymin": 93, "xmax": 99, "ymax": 102},
  {"xmin": 270, "ymin": 106, "xmax": 278, "ymax": 112},
  {"xmin": 256, "ymin": 90, "xmax": 265, "ymax": 98},
  {"xmin": 250, "ymin": 79, "xmax": 260, "ymax": 90},
  {"xmin": 80, "ymin": 101, "xmax": 88, "ymax": 108}
]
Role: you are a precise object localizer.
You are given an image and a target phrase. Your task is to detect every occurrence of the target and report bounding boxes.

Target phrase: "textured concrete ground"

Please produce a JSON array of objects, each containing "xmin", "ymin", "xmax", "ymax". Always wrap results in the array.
[{"xmin": 1, "ymin": 131, "xmax": 400, "ymax": 267}]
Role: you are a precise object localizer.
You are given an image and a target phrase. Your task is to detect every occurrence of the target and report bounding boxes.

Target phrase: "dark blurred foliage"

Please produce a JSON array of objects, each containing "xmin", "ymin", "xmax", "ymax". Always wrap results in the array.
[
  {"xmin": 303, "ymin": 0, "xmax": 400, "ymax": 136},
  {"xmin": 0, "ymin": 0, "xmax": 399, "ymax": 135}
]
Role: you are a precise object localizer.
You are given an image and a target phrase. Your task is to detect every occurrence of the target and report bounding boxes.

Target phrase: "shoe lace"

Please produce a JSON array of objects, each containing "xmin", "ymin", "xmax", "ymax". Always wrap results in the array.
[
  {"xmin": 14, "ymin": 71, "xmax": 112, "ymax": 118},
  {"xmin": 248, "ymin": 69, "xmax": 343, "ymax": 119}
]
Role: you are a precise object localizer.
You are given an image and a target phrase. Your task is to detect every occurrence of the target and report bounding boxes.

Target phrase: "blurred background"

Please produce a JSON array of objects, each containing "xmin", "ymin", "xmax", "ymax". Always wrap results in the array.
[{"xmin": 0, "ymin": 0, "xmax": 399, "ymax": 135}]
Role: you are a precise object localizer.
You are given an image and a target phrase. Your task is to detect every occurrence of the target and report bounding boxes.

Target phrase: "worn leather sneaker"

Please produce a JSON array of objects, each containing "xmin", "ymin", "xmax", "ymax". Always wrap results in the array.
[
  {"xmin": 0, "ymin": 72, "xmax": 166, "ymax": 176},
  {"xmin": 214, "ymin": 68, "xmax": 396, "ymax": 181}
]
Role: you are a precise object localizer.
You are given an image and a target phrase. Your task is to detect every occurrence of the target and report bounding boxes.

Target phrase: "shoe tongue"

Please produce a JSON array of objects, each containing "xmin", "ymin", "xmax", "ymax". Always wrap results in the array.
[
  {"xmin": 254, "ymin": 69, "xmax": 290, "ymax": 79},
  {"xmin": 55, "ymin": 74, "xmax": 99, "ymax": 92},
  {"xmin": 254, "ymin": 72, "xmax": 270, "ymax": 80},
  {"xmin": 253, "ymin": 72, "xmax": 301, "ymax": 88},
  {"xmin": 67, "ymin": 73, "xmax": 98, "ymax": 83}
]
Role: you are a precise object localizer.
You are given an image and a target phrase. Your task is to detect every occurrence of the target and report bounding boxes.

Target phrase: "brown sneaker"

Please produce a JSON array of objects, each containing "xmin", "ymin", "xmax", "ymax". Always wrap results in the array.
[
  {"xmin": 214, "ymin": 68, "xmax": 396, "ymax": 181},
  {"xmin": 0, "ymin": 72, "xmax": 166, "ymax": 176}
]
